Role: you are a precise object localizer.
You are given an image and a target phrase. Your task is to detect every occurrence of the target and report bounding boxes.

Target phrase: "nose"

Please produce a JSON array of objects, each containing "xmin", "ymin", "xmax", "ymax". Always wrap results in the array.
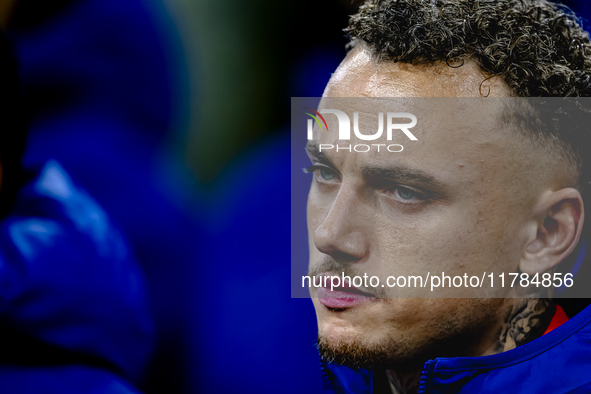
[{"xmin": 312, "ymin": 185, "xmax": 369, "ymax": 262}]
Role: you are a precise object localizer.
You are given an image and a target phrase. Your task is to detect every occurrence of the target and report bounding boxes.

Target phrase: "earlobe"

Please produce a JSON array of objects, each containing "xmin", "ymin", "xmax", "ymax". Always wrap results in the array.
[{"xmin": 520, "ymin": 188, "xmax": 584, "ymax": 275}]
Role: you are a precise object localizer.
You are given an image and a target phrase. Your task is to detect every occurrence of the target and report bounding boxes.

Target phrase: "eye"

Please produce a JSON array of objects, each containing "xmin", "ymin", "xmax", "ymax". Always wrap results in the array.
[
  {"xmin": 318, "ymin": 168, "xmax": 337, "ymax": 181},
  {"xmin": 386, "ymin": 185, "xmax": 427, "ymax": 204},
  {"xmin": 396, "ymin": 187, "xmax": 417, "ymax": 200},
  {"xmin": 303, "ymin": 165, "xmax": 340, "ymax": 183}
]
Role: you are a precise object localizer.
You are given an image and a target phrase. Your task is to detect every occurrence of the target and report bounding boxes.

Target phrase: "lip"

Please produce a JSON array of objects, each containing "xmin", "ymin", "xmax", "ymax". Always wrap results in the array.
[{"xmin": 316, "ymin": 280, "xmax": 376, "ymax": 309}]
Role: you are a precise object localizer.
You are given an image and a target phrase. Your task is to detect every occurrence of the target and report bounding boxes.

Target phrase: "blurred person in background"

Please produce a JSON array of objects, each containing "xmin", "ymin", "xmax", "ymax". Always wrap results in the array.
[
  {"xmin": 0, "ymin": 7, "xmax": 153, "ymax": 392},
  {"xmin": 1, "ymin": 0, "xmax": 202, "ymax": 392}
]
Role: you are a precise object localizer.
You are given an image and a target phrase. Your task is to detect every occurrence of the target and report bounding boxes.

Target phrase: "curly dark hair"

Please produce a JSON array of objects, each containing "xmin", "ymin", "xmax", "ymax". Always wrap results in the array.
[{"xmin": 346, "ymin": 0, "xmax": 591, "ymax": 97}]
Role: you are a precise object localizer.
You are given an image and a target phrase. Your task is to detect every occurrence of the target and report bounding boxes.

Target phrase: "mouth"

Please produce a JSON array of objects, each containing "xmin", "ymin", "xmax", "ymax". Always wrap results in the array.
[{"xmin": 316, "ymin": 275, "xmax": 377, "ymax": 310}]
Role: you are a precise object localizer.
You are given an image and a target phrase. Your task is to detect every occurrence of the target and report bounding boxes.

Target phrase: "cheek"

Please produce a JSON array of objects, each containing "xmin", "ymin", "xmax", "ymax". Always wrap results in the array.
[
  {"xmin": 307, "ymin": 190, "xmax": 329, "ymax": 241},
  {"xmin": 372, "ymin": 203, "xmax": 523, "ymax": 279},
  {"xmin": 307, "ymin": 202, "xmax": 320, "ymax": 259},
  {"xmin": 307, "ymin": 188, "xmax": 339, "ymax": 264},
  {"xmin": 306, "ymin": 174, "xmax": 340, "ymax": 226},
  {"xmin": 370, "ymin": 209, "xmax": 467, "ymax": 277}
]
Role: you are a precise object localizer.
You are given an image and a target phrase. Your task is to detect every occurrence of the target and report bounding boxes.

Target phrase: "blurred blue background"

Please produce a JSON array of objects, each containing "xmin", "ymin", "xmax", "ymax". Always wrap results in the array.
[{"xmin": 2, "ymin": 0, "xmax": 591, "ymax": 393}]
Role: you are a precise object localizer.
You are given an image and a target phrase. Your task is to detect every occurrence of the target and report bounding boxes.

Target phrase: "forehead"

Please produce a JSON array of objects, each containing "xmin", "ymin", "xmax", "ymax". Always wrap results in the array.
[
  {"xmin": 312, "ymin": 47, "xmax": 532, "ymax": 197},
  {"xmin": 324, "ymin": 45, "xmax": 512, "ymax": 98}
]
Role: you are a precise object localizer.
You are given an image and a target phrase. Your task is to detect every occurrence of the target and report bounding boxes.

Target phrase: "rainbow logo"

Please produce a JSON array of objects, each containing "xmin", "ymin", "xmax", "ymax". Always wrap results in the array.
[{"xmin": 304, "ymin": 107, "xmax": 329, "ymax": 134}]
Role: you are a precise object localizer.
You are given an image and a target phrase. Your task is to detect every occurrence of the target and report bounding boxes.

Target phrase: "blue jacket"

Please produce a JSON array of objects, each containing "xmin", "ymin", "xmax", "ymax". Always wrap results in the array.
[
  {"xmin": 323, "ymin": 304, "xmax": 591, "ymax": 393},
  {"xmin": 0, "ymin": 161, "xmax": 153, "ymax": 393}
]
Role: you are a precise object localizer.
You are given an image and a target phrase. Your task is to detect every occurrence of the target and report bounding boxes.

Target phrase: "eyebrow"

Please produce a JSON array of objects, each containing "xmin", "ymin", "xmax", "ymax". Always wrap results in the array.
[
  {"xmin": 306, "ymin": 142, "xmax": 336, "ymax": 167},
  {"xmin": 306, "ymin": 141, "xmax": 445, "ymax": 189},
  {"xmin": 360, "ymin": 166, "xmax": 443, "ymax": 189}
]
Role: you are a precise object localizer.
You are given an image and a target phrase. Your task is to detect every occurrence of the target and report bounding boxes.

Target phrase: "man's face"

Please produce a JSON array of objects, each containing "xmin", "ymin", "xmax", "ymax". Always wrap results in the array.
[{"xmin": 307, "ymin": 46, "xmax": 548, "ymax": 368}]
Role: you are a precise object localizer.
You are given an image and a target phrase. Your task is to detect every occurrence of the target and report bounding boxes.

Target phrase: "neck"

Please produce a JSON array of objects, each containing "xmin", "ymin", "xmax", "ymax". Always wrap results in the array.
[
  {"xmin": 386, "ymin": 370, "xmax": 421, "ymax": 394},
  {"xmin": 497, "ymin": 298, "xmax": 555, "ymax": 352},
  {"xmin": 385, "ymin": 298, "xmax": 556, "ymax": 394}
]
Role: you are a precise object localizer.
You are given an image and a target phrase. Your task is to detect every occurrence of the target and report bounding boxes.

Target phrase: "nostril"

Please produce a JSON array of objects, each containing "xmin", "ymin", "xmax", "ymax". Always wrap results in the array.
[{"xmin": 330, "ymin": 250, "xmax": 361, "ymax": 263}]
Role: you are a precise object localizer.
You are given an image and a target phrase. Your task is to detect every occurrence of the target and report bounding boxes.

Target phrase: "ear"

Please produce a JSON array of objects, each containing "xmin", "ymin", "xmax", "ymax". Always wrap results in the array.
[{"xmin": 520, "ymin": 188, "xmax": 584, "ymax": 275}]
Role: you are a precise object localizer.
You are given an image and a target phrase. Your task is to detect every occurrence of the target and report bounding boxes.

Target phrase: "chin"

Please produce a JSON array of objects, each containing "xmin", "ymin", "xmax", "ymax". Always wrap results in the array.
[
  {"xmin": 313, "ymin": 302, "xmax": 449, "ymax": 371},
  {"xmin": 316, "ymin": 328, "xmax": 422, "ymax": 371},
  {"xmin": 316, "ymin": 311, "xmax": 409, "ymax": 368}
]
